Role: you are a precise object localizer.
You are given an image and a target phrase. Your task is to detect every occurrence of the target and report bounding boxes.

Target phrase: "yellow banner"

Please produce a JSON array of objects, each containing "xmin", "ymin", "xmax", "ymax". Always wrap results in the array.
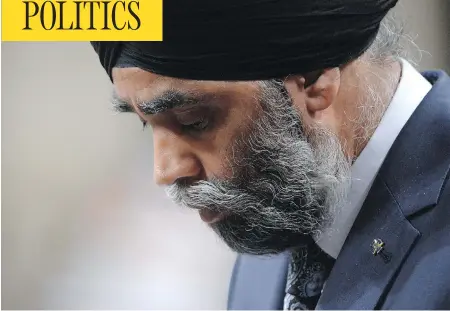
[{"xmin": 2, "ymin": 0, "xmax": 162, "ymax": 41}]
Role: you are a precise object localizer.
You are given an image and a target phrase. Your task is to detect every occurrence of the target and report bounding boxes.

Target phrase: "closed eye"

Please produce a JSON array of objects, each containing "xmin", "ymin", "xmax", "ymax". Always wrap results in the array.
[{"xmin": 181, "ymin": 117, "xmax": 209, "ymax": 132}]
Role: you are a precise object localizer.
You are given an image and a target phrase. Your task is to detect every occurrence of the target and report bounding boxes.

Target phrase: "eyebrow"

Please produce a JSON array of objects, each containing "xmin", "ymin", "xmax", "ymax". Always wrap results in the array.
[
  {"xmin": 111, "ymin": 91, "xmax": 134, "ymax": 113},
  {"xmin": 111, "ymin": 90, "xmax": 203, "ymax": 115}
]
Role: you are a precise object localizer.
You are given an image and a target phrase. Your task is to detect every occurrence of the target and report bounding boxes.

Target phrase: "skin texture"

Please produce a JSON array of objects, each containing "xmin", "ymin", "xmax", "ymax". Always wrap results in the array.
[
  {"xmin": 113, "ymin": 68, "xmax": 262, "ymax": 185},
  {"xmin": 113, "ymin": 67, "xmax": 345, "ymax": 183},
  {"xmin": 111, "ymin": 60, "xmax": 401, "ymax": 255}
]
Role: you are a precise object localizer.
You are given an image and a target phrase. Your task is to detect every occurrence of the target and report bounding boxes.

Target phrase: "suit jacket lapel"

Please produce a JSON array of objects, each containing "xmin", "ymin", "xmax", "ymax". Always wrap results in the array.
[
  {"xmin": 316, "ymin": 176, "xmax": 420, "ymax": 310},
  {"xmin": 238, "ymin": 178, "xmax": 422, "ymax": 311},
  {"xmin": 317, "ymin": 70, "xmax": 450, "ymax": 310},
  {"xmin": 228, "ymin": 252, "xmax": 290, "ymax": 310}
]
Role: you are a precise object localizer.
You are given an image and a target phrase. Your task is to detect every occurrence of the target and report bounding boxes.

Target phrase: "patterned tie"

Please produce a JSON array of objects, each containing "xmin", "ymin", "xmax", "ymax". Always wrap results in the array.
[{"xmin": 283, "ymin": 240, "xmax": 336, "ymax": 310}]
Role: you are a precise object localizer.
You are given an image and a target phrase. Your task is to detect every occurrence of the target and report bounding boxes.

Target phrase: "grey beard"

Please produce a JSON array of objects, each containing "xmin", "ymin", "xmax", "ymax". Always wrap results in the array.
[{"xmin": 166, "ymin": 80, "xmax": 351, "ymax": 255}]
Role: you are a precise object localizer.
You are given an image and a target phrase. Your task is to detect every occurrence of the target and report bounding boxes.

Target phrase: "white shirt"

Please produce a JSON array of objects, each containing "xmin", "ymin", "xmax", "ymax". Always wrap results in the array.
[{"xmin": 315, "ymin": 59, "xmax": 432, "ymax": 259}]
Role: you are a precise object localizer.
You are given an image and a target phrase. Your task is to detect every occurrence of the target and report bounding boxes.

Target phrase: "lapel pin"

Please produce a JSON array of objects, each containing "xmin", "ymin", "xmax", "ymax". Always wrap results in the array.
[
  {"xmin": 371, "ymin": 238, "xmax": 392, "ymax": 263},
  {"xmin": 372, "ymin": 238, "xmax": 385, "ymax": 255}
]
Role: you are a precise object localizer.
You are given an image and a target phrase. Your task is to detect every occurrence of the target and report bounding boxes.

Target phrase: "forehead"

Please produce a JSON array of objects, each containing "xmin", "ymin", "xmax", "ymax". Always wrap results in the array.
[{"xmin": 112, "ymin": 67, "xmax": 261, "ymax": 104}]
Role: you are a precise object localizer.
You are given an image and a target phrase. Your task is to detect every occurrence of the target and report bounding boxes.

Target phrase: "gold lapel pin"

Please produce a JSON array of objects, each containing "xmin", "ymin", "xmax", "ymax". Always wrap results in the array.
[
  {"xmin": 371, "ymin": 238, "xmax": 391, "ymax": 263},
  {"xmin": 372, "ymin": 238, "xmax": 385, "ymax": 255}
]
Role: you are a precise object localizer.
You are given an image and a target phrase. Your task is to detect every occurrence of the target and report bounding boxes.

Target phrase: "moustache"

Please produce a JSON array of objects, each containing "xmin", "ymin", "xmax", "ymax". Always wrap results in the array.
[
  {"xmin": 165, "ymin": 179, "xmax": 241, "ymax": 213},
  {"xmin": 165, "ymin": 176, "xmax": 322, "ymax": 233}
]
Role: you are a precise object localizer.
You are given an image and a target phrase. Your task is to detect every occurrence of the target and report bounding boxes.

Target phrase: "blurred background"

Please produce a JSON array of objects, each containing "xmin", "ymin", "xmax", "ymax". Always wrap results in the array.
[{"xmin": 2, "ymin": 0, "xmax": 450, "ymax": 309}]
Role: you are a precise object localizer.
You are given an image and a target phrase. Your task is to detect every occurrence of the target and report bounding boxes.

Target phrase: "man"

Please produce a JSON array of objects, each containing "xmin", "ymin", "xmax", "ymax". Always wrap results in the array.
[{"xmin": 91, "ymin": 0, "xmax": 450, "ymax": 309}]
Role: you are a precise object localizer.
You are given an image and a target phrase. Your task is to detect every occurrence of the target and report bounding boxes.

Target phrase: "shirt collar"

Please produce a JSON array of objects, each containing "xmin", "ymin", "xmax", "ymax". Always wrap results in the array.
[{"xmin": 315, "ymin": 59, "xmax": 432, "ymax": 258}]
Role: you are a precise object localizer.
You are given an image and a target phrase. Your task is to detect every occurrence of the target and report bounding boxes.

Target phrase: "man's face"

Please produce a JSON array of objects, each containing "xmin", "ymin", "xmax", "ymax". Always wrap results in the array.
[{"xmin": 112, "ymin": 67, "xmax": 350, "ymax": 255}]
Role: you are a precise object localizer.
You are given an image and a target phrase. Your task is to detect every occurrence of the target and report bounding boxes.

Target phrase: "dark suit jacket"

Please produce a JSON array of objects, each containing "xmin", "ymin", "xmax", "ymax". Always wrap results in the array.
[{"xmin": 228, "ymin": 70, "xmax": 450, "ymax": 310}]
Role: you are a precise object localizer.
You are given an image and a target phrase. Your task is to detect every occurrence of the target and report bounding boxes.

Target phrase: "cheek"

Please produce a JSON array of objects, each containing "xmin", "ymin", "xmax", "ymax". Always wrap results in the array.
[
  {"xmin": 197, "ymin": 134, "xmax": 239, "ymax": 181},
  {"xmin": 201, "ymin": 157, "xmax": 232, "ymax": 180},
  {"xmin": 198, "ymin": 121, "xmax": 252, "ymax": 181},
  {"xmin": 195, "ymin": 113, "xmax": 254, "ymax": 181}
]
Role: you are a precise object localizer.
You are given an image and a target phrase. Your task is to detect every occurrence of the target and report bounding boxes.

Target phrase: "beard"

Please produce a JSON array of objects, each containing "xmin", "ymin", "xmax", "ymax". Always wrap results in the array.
[{"xmin": 166, "ymin": 80, "xmax": 351, "ymax": 255}]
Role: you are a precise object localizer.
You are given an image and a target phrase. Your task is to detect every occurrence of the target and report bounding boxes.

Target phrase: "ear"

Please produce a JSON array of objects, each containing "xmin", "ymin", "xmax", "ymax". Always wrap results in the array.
[{"xmin": 284, "ymin": 68, "xmax": 341, "ymax": 119}]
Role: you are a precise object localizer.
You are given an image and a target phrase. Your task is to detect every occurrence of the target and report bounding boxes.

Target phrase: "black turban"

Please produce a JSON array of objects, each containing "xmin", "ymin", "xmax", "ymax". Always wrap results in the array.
[{"xmin": 91, "ymin": 0, "xmax": 398, "ymax": 82}]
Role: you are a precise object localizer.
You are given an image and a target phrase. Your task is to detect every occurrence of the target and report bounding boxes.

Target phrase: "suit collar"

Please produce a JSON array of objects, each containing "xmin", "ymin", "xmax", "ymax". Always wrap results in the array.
[
  {"xmin": 316, "ymin": 59, "xmax": 432, "ymax": 259},
  {"xmin": 317, "ymin": 70, "xmax": 450, "ymax": 310},
  {"xmin": 378, "ymin": 70, "xmax": 450, "ymax": 218},
  {"xmin": 317, "ymin": 176, "xmax": 421, "ymax": 310}
]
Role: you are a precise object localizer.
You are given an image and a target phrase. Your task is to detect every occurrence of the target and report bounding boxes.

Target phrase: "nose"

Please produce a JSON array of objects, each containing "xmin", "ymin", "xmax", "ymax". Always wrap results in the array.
[{"xmin": 153, "ymin": 131, "xmax": 202, "ymax": 186}]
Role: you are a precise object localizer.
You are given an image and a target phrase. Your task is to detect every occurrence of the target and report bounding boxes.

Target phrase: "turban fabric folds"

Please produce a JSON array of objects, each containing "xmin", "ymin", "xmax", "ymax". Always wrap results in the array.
[{"xmin": 91, "ymin": 0, "xmax": 398, "ymax": 82}]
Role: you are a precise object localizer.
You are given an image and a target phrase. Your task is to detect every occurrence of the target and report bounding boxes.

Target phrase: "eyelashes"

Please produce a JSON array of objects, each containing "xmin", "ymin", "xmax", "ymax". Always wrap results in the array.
[
  {"xmin": 139, "ymin": 116, "xmax": 212, "ymax": 134},
  {"xmin": 180, "ymin": 117, "xmax": 210, "ymax": 133}
]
